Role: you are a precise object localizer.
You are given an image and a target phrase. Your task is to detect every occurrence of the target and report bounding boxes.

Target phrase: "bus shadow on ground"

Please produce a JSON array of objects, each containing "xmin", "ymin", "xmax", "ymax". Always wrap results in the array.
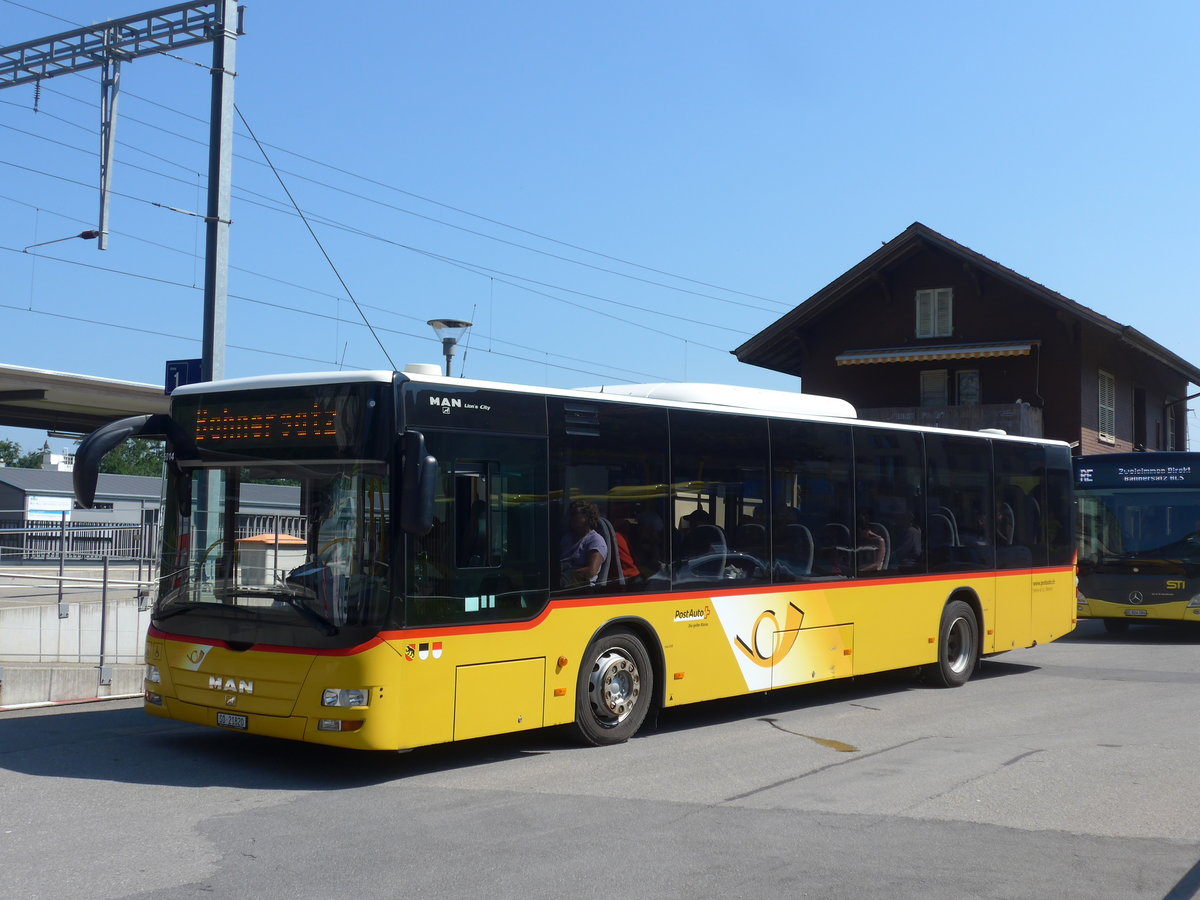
[{"xmin": 0, "ymin": 657, "xmax": 1042, "ymax": 791}]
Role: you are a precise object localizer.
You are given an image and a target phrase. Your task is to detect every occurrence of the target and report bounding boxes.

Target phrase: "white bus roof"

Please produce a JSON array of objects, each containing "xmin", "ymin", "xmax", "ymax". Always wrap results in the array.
[
  {"xmin": 579, "ymin": 382, "xmax": 857, "ymax": 418},
  {"xmin": 169, "ymin": 366, "xmax": 1068, "ymax": 448}
]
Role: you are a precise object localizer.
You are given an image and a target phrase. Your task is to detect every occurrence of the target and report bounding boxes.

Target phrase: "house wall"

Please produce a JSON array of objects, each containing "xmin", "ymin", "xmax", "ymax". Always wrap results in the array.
[
  {"xmin": 0, "ymin": 482, "xmax": 22, "ymax": 514},
  {"xmin": 796, "ymin": 246, "xmax": 1084, "ymax": 444},
  {"xmin": 1078, "ymin": 327, "xmax": 1191, "ymax": 454}
]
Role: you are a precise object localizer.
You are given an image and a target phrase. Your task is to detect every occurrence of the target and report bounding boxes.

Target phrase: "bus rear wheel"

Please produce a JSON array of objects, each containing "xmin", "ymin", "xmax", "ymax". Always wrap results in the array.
[
  {"xmin": 931, "ymin": 599, "xmax": 979, "ymax": 688},
  {"xmin": 574, "ymin": 630, "xmax": 653, "ymax": 746}
]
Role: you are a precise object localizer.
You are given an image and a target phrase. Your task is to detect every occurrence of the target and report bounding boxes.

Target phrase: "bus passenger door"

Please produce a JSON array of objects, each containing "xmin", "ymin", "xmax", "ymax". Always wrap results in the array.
[
  {"xmin": 401, "ymin": 431, "xmax": 549, "ymax": 746},
  {"xmin": 992, "ymin": 444, "xmax": 1043, "ymax": 652}
]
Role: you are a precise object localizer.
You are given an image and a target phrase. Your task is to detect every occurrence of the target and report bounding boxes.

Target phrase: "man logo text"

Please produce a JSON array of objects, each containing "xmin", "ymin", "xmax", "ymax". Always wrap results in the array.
[{"xmin": 209, "ymin": 676, "xmax": 254, "ymax": 694}]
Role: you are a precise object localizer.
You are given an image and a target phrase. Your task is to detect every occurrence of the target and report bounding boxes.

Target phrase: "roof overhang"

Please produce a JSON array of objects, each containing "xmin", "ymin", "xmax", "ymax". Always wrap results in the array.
[
  {"xmin": 0, "ymin": 363, "xmax": 168, "ymax": 434},
  {"xmin": 835, "ymin": 341, "xmax": 1037, "ymax": 367},
  {"xmin": 734, "ymin": 222, "xmax": 1200, "ymax": 386}
]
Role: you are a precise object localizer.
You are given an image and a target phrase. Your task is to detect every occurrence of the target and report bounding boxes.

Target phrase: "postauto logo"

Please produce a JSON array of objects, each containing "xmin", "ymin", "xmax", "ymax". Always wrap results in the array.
[{"xmin": 673, "ymin": 605, "xmax": 712, "ymax": 623}]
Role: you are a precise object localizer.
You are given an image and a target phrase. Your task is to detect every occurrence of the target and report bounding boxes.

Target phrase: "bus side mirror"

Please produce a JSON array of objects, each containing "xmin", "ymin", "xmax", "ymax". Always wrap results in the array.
[
  {"xmin": 74, "ymin": 413, "xmax": 198, "ymax": 513},
  {"xmin": 400, "ymin": 431, "xmax": 438, "ymax": 536},
  {"xmin": 74, "ymin": 415, "xmax": 156, "ymax": 508}
]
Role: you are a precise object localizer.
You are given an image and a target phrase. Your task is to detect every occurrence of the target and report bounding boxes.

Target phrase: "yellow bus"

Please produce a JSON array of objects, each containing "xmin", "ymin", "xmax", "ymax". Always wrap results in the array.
[
  {"xmin": 1075, "ymin": 452, "xmax": 1200, "ymax": 633},
  {"xmin": 73, "ymin": 369, "xmax": 1076, "ymax": 750}
]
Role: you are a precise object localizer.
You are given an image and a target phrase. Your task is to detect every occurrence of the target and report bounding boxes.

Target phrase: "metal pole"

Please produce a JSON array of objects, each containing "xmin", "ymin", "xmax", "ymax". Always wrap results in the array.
[
  {"xmin": 99, "ymin": 556, "xmax": 109, "ymax": 668},
  {"xmin": 273, "ymin": 514, "xmax": 280, "ymax": 582},
  {"xmin": 56, "ymin": 510, "xmax": 67, "ymax": 619},
  {"xmin": 200, "ymin": 0, "xmax": 238, "ymax": 383},
  {"xmin": 97, "ymin": 45, "xmax": 120, "ymax": 250}
]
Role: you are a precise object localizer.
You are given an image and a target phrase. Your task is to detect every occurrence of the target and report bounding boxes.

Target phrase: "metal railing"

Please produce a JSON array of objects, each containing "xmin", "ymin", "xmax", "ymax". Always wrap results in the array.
[{"xmin": 0, "ymin": 516, "xmax": 158, "ymax": 564}]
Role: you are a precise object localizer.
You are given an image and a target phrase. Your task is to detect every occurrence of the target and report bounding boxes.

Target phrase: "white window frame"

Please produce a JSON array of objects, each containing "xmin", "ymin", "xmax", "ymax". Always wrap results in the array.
[
  {"xmin": 1098, "ymin": 370, "xmax": 1116, "ymax": 444},
  {"xmin": 915, "ymin": 288, "xmax": 953, "ymax": 338}
]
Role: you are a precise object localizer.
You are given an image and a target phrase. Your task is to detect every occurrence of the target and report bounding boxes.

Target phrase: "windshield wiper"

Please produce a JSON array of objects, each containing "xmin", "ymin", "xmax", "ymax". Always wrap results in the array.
[
  {"xmin": 154, "ymin": 599, "xmax": 260, "ymax": 623},
  {"xmin": 218, "ymin": 588, "xmax": 339, "ymax": 636}
]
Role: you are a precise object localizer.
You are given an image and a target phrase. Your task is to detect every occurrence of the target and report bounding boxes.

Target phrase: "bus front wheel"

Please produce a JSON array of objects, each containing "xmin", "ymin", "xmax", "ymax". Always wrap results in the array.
[
  {"xmin": 574, "ymin": 630, "xmax": 653, "ymax": 746},
  {"xmin": 931, "ymin": 599, "xmax": 979, "ymax": 688}
]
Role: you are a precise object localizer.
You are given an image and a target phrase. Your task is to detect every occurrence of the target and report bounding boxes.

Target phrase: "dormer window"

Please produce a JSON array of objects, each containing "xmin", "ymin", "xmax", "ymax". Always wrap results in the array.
[{"xmin": 915, "ymin": 288, "xmax": 953, "ymax": 338}]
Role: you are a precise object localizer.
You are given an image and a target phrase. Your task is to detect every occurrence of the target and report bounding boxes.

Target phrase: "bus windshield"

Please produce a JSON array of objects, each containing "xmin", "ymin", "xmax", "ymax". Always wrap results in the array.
[
  {"xmin": 158, "ymin": 461, "xmax": 391, "ymax": 639},
  {"xmin": 1077, "ymin": 487, "xmax": 1200, "ymax": 567}
]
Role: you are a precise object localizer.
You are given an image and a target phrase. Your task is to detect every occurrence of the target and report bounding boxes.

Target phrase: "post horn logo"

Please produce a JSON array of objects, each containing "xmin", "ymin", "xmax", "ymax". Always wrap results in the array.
[{"xmin": 734, "ymin": 601, "xmax": 805, "ymax": 667}]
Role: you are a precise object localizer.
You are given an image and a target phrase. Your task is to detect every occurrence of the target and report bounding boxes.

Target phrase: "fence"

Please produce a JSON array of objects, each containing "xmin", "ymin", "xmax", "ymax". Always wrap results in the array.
[
  {"xmin": 0, "ymin": 513, "xmax": 158, "ymax": 565},
  {"xmin": 0, "ymin": 511, "xmax": 306, "ymax": 565}
]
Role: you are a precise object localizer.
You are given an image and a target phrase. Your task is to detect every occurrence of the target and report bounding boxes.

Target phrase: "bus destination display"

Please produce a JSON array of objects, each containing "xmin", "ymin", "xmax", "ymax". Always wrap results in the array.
[
  {"xmin": 172, "ymin": 383, "xmax": 390, "ymax": 458},
  {"xmin": 192, "ymin": 400, "xmax": 338, "ymax": 445},
  {"xmin": 1076, "ymin": 458, "xmax": 1198, "ymax": 487}
]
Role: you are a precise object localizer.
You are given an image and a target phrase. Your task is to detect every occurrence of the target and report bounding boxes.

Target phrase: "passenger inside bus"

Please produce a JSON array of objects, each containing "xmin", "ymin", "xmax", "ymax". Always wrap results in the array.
[{"xmin": 559, "ymin": 499, "xmax": 607, "ymax": 589}]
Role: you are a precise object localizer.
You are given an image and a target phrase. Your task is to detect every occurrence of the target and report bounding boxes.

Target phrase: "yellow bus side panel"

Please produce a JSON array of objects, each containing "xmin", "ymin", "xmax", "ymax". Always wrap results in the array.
[
  {"xmin": 993, "ymin": 571, "xmax": 1032, "ymax": 651},
  {"xmin": 1031, "ymin": 570, "xmax": 1077, "ymax": 644},
  {"xmin": 453, "ymin": 657, "xmax": 546, "ymax": 741},
  {"xmin": 145, "ymin": 568, "xmax": 1075, "ymax": 751}
]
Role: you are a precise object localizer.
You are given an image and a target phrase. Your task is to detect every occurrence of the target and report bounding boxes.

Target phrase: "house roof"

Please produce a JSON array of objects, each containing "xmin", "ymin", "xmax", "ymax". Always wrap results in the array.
[
  {"xmin": 0, "ymin": 467, "xmax": 161, "ymax": 499},
  {"xmin": 0, "ymin": 468, "xmax": 300, "ymax": 510},
  {"xmin": 732, "ymin": 222, "xmax": 1200, "ymax": 384}
]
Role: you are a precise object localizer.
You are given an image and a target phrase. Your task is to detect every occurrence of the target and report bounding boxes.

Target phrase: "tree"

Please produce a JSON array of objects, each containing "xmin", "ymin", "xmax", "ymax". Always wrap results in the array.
[
  {"xmin": 0, "ymin": 439, "xmax": 22, "ymax": 466},
  {"xmin": 94, "ymin": 438, "xmax": 166, "ymax": 477},
  {"xmin": 13, "ymin": 449, "xmax": 44, "ymax": 469},
  {"xmin": 1, "ymin": 440, "xmax": 47, "ymax": 469}
]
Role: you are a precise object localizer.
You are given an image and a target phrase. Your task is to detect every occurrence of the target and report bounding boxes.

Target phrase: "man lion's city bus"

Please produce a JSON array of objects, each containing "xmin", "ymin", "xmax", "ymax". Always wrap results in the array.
[
  {"xmin": 1075, "ymin": 452, "xmax": 1200, "ymax": 633},
  {"xmin": 74, "ymin": 368, "xmax": 1076, "ymax": 750}
]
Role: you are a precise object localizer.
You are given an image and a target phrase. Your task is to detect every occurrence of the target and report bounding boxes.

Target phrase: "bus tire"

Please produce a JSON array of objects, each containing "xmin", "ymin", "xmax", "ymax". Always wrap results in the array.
[
  {"xmin": 931, "ymin": 599, "xmax": 979, "ymax": 688},
  {"xmin": 574, "ymin": 630, "xmax": 653, "ymax": 746},
  {"xmin": 1102, "ymin": 618, "xmax": 1131, "ymax": 635}
]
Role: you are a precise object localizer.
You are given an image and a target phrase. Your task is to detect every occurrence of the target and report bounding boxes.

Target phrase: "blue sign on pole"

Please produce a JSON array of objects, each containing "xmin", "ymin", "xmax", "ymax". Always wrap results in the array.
[{"xmin": 165, "ymin": 358, "xmax": 203, "ymax": 395}]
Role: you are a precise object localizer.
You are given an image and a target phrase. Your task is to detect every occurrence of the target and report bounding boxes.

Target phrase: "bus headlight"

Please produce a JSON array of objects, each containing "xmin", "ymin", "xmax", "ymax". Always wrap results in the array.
[
  {"xmin": 146, "ymin": 664, "xmax": 161, "ymax": 684},
  {"xmin": 1187, "ymin": 595, "xmax": 1200, "ymax": 609},
  {"xmin": 322, "ymin": 688, "xmax": 370, "ymax": 708}
]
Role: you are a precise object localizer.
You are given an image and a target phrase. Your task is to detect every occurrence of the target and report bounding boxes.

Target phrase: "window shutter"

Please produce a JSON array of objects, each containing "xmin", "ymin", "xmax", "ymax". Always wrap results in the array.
[
  {"xmin": 1098, "ymin": 371, "xmax": 1116, "ymax": 443},
  {"xmin": 915, "ymin": 292, "xmax": 933, "ymax": 337},
  {"xmin": 920, "ymin": 370, "xmax": 948, "ymax": 407},
  {"xmin": 934, "ymin": 289, "xmax": 952, "ymax": 337}
]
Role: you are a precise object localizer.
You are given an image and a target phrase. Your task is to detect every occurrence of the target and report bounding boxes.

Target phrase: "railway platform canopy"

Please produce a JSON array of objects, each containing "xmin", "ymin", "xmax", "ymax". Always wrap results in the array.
[{"xmin": 0, "ymin": 363, "xmax": 167, "ymax": 435}]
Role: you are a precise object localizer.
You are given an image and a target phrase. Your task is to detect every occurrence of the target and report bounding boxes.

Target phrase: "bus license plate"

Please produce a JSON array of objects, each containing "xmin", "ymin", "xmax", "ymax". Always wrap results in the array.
[
  {"xmin": 216, "ymin": 712, "xmax": 247, "ymax": 729},
  {"xmin": 1124, "ymin": 609, "xmax": 1148, "ymax": 617}
]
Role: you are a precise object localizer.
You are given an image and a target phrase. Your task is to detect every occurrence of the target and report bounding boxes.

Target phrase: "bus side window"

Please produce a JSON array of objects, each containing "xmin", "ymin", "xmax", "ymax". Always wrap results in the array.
[
  {"xmin": 769, "ymin": 419, "xmax": 853, "ymax": 581},
  {"xmin": 925, "ymin": 434, "xmax": 993, "ymax": 573},
  {"xmin": 853, "ymin": 427, "xmax": 925, "ymax": 578},
  {"xmin": 407, "ymin": 434, "xmax": 548, "ymax": 626},
  {"xmin": 994, "ymin": 442, "xmax": 1045, "ymax": 568},
  {"xmin": 548, "ymin": 399, "xmax": 670, "ymax": 596},
  {"xmin": 669, "ymin": 410, "xmax": 769, "ymax": 590}
]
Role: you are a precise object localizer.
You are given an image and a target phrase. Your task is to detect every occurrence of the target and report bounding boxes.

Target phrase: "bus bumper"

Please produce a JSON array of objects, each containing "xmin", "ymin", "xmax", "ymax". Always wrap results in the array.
[{"xmin": 1077, "ymin": 596, "xmax": 1200, "ymax": 624}]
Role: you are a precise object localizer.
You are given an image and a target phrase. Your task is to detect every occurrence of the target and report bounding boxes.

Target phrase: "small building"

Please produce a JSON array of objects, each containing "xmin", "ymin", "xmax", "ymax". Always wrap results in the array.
[
  {"xmin": 0, "ymin": 468, "xmax": 303, "ymax": 561},
  {"xmin": 733, "ymin": 222, "xmax": 1200, "ymax": 452}
]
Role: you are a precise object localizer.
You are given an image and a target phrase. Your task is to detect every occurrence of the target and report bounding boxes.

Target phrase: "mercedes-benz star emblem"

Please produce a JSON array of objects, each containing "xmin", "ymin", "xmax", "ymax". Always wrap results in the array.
[{"xmin": 1128, "ymin": 591, "xmax": 1144, "ymax": 604}]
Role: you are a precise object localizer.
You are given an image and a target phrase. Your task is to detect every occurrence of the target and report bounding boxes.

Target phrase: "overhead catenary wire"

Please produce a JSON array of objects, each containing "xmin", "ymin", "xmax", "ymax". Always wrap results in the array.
[
  {"xmin": 0, "ymin": 63, "xmax": 782, "ymax": 378},
  {"xmin": 0, "ymin": 240, "xmax": 673, "ymax": 383},
  {"xmin": 0, "ymin": 193, "xmax": 675, "ymax": 382},
  {"xmin": 15, "ymin": 79, "xmax": 792, "ymax": 314},
  {"xmin": 0, "ymin": 154, "xmax": 751, "ymax": 348}
]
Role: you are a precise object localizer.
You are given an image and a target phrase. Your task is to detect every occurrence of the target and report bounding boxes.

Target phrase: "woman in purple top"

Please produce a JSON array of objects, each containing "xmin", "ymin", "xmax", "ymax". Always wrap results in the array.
[{"xmin": 560, "ymin": 499, "xmax": 607, "ymax": 588}]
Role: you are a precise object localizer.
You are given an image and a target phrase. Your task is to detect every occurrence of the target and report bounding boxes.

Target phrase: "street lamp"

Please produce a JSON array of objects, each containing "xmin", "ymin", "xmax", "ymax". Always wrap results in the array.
[{"xmin": 427, "ymin": 318, "xmax": 473, "ymax": 377}]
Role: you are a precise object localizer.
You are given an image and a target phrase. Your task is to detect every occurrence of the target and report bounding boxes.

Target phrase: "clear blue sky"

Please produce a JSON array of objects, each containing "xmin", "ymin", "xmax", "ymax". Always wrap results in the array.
[{"xmin": 1, "ymin": 1, "xmax": 1198, "ymax": 454}]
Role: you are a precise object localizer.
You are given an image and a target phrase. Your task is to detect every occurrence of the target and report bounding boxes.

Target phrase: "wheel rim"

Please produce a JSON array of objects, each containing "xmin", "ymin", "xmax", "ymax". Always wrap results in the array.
[
  {"xmin": 588, "ymin": 647, "xmax": 641, "ymax": 726},
  {"xmin": 946, "ymin": 615, "xmax": 972, "ymax": 675}
]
